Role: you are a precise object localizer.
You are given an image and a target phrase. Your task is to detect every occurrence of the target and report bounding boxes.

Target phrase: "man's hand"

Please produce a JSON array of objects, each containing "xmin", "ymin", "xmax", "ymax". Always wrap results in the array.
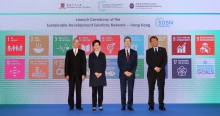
[
  {"xmin": 124, "ymin": 71, "xmax": 132, "ymax": 77},
  {"xmin": 82, "ymin": 75, "xmax": 85, "ymax": 81},
  {"xmin": 155, "ymin": 67, "xmax": 161, "ymax": 72},
  {"xmin": 124, "ymin": 71, "xmax": 128, "ymax": 76},
  {"xmin": 65, "ymin": 75, "xmax": 69, "ymax": 80},
  {"xmin": 127, "ymin": 72, "xmax": 132, "ymax": 77}
]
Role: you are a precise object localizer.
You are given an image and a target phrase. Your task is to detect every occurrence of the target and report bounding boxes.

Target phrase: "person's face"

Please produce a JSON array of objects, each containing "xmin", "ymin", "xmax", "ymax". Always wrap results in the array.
[
  {"xmin": 150, "ymin": 38, "xmax": 158, "ymax": 47},
  {"xmin": 124, "ymin": 38, "xmax": 131, "ymax": 48},
  {"xmin": 73, "ymin": 39, "xmax": 80, "ymax": 48},
  {"xmin": 93, "ymin": 42, "xmax": 100, "ymax": 51}
]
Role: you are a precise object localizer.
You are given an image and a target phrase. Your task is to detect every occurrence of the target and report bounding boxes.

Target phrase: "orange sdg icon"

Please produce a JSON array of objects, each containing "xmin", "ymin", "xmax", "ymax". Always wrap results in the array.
[
  {"xmin": 29, "ymin": 59, "xmax": 49, "ymax": 79},
  {"xmin": 195, "ymin": 35, "xmax": 215, "ymax": 55}
]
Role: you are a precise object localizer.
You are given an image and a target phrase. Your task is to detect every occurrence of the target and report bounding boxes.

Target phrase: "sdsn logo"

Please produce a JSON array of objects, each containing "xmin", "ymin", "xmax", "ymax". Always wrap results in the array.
[{"xmin": 155, "ymin": 17, "xmax": 173, "ymax": 27}]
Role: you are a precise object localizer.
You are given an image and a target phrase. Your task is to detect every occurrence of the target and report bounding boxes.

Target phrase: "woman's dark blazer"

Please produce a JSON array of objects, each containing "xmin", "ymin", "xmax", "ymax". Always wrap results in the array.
[{"xmin": 89, "ymin": 51, "xmax": 107, "ymax": 87}]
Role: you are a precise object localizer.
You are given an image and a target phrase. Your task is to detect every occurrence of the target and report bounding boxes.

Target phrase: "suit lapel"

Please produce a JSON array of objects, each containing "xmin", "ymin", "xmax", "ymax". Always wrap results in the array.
[
  {"xmin": 71, "ymin": 49, "xmax": 75, "ymax": 57},
  {"xmin": 157, "ymin": 47, "xmax": 162, "ymax": 55},
  {"xmin": 76, "ymin": 49, "xmax": 81, "ymax": 56},
  {"xmin": 129, "ymin": 49, "xmax": 133, "ymax": 59},
  {"xmin": 123, "ymin": 49, "xmax": 126, "ymax": 59},
  {"xmin": 151, "ymin": 47, "xmax": 154, "ymax": 54},
  {"xmin": 129, "ymin": 49, "xmax": 133, "ymax": 63},
  {"xmin": 93, "ymin": 51, "xmax": 99, "ymax": 58}
]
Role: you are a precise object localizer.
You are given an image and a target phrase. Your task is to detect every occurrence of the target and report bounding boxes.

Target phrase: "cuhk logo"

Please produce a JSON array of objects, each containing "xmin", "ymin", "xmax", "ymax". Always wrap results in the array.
[
  {"xmin": 60, "ymin": 3, "xmax": 66, "ymax": 9},
  {"xmin": 155, "ymin": 17, "xmax": 173, "ymax": 27}
]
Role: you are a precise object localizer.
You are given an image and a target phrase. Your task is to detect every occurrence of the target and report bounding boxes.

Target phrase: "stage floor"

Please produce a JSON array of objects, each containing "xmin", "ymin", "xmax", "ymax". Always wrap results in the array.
[{"xmin": 1, "ymin": 104, "xmax": 219, "ymax": 116}]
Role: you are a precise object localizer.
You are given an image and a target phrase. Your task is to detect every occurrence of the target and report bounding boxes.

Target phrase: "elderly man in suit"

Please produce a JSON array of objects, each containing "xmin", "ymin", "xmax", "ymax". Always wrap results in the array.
[
  {"xmin": 117, "ymin": 36, "xmax": 137, "ymax": 111},
  {"xmin": 64, "ymin": 38, "xmax": 86, "ymax": 110},
  {"xmin": 146, "ymin": 36, "xmax": 167, "ymax": 111}
]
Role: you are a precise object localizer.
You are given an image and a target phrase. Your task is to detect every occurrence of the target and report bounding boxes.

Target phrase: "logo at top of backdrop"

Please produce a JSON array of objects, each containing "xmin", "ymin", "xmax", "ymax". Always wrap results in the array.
[
  {"xmin": 59, "ymin": 3, "xmax": 66, "ymax": 9},
  {"xmin": 155, "ymin": 17, "xmax": 173, "ymax": 27},
  {"xmin": 130, "ymin": 3, "xmax": 162, "ymax": 10},
  {"xmin": 98, "ymin": 0, "xmax": 123, "ymax": 12},
  {"xmin": 59, "ymin": 3, "xmax": 91, "ymax": 9},
  {"xmin": 129, "ymin": 3, "xmax": 134, "ymax": 9}
]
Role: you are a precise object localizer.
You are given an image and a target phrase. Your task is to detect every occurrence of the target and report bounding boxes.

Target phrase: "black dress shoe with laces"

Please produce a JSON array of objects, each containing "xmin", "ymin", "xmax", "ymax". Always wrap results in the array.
[
  {"xmin": 69, "ymin": 107, "xmax": 73, "ymax": 110},
  {"xmin": 121, "ymin": 106, "xmax": 125, "ymax": 110}
]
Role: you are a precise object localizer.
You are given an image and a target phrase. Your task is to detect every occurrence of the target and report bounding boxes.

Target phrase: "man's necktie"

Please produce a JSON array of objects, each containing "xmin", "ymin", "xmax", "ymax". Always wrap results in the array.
[{"xmin": 126, "ymin": 50, "xmax": 129, "ymax": 62}]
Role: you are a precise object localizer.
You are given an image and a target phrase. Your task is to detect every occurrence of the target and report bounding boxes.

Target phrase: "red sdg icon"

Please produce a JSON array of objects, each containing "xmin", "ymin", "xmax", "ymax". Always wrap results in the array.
[
  {"xmin": 5, "ymin": 35, "xmax": 25, "ymax": 56},
  {"xmin": 100, "ymin": 35, "xmax": 120, "ymax": 55},
  {"xmin": 172, "ymin": 35, "xmax": 191, "ymax": 55},
  {"xmin": 195, "ymin": 35, "xmax": 215, "ymax": 55},
  {"xmin": 77, "ymin": 35, "xmax": 96, "ymax": 56}
]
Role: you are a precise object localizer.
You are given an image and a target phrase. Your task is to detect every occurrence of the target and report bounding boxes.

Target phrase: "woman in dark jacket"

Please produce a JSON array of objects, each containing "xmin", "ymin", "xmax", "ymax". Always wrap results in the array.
[{"xmin": 89, "ymin": 40, "xmax": 107, "ymax": 111}]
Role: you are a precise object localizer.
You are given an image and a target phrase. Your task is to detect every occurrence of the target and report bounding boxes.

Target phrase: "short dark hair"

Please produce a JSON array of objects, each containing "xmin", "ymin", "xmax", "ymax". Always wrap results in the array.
[
  {"xmin": 149, "ymin": 36, "xmax": 158, "ymax": 42},
  {"xmin": 124, "ymin": 36, "xmax": 131, "ymax": 42},
  {"xmin": 92, "ymin": 39, "xmax": 101, "ymax": 46}
]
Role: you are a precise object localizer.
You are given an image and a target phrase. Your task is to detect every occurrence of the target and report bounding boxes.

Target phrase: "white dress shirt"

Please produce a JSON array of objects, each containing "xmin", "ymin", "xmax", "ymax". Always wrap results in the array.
[{"xmin": 73, "ymin": 48, "xmax": 78, "ymax": 55}]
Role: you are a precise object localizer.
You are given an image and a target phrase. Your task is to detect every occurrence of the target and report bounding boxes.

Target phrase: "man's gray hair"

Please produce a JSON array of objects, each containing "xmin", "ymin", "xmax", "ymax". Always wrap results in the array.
[{"xmin": 73, "ymin": 38, "xmax": 80, "ymax": 42}]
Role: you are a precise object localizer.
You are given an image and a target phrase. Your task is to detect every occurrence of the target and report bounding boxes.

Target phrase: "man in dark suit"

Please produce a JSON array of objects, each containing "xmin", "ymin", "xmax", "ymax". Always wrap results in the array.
[
  {"xmin": 117, "ymin": 36, "xmax": 137, "ymax": 111},
  {"xmin": 64, "ymin": 38, "xmax": 86, "ymax": 110},
  {"xmin": 146, "ymin": 36, "xmax": 167, "ymax": 111}
]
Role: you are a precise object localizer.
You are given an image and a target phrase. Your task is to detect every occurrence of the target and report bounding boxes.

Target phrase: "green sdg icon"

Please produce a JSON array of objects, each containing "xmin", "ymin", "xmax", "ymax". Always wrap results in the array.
[
  {"xmin": 53, "ymin": 35, "xmax": 72, "ymax": 55},
  {"xmin": 136, "ymin": 59, "xmax": 144, "ymax": 79}
]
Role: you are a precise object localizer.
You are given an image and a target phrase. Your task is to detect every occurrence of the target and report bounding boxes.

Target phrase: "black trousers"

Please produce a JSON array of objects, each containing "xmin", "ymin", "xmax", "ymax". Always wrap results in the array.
[
  {"xmin": 120, "ymin": 77, "xmax": 134, "ymax": 108},
  {"xmin": 147, "ymin": 76, "xmax": 165, "ymax": 107},
  {"xmin": 92, "ymin": 86, "xmax": 103, "ymax": 107},
  {"xmin": 68, "ymin": 73, "xmax": 82, "ymax": 108}
]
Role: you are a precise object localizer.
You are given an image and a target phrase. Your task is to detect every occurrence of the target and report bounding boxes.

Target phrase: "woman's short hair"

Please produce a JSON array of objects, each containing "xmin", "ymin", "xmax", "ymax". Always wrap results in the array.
[{"xmin": 92, "ymin": 39, "xmax": 101, "ymax": 46}]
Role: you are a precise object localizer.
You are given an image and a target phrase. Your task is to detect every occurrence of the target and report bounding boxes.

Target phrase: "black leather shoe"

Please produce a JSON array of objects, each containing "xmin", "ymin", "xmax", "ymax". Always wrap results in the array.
[
  {"xmin": 148, "ymin": 106, "xmax": 154, "ymax": 110},
  {"xmin": 69, "ymin": 107, "xmax": 73, "ymax": 110},
  {"xmin": 77, "ymin": 107, "xmax": 83, "ymax": 110},
  {"xmin": 159, "ymin": 106, "xmax": 166, "ymax": 111},
  {"xmin": 121, "ymin": 106, "xmax": 125, "ymax": 110},
  {"xmin": 128, "ymin": 107, "xmax": 134, "ymax": 111}
]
